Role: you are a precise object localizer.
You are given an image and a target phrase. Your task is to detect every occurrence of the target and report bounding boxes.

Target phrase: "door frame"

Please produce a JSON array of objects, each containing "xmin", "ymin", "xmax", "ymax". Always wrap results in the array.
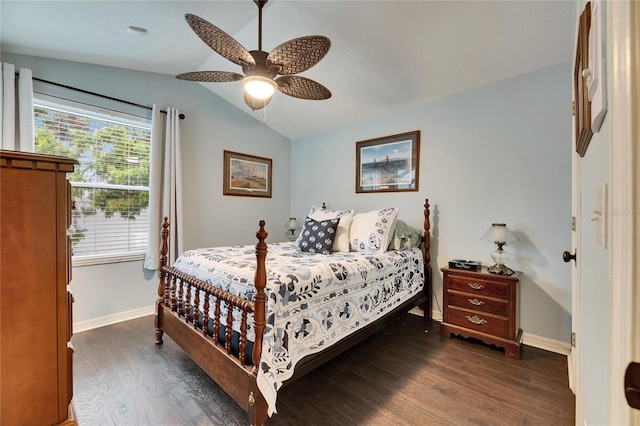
[{"xmin": 608, "ymin": 1, "xmax": 639, "ymax": 423}]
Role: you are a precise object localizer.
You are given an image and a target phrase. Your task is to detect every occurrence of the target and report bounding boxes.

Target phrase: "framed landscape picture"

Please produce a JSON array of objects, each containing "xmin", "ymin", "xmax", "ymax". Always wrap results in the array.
[
  {"xmin": 355, "ymin": 130, "xmax": 420, "ymax": 193},
  {"xmin": 223, "ymin": 150, "xmax": 272, "ymax": 198},
  {"xmin": 573, "ymin": 2, "xmax": 593, "ymax": 157}
]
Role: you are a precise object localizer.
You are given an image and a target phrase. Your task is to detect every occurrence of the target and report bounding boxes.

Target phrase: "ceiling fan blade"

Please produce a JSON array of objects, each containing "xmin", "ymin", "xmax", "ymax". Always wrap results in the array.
[
  {"xmin": 243, "ymin": 92, "xmax": 273, "ymax": 111},
  {"xmin": 185, "ymin": 13, "xmax": 255, "ymax": 67},
  {"xmin": 276, "ymin": 75, "xmax": 331, "ymax": 100},
  {"xmin": 176, "ymin": 71, "xmax": 244, "ymax": 82},
  {"xmin": 267, "ymin": 36, "xmax": 331, "ymax": 75}
]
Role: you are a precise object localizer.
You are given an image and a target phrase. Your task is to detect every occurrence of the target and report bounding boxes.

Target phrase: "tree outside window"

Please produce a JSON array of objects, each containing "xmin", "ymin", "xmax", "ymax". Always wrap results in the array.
[{"xmin": 34, "ymin": 102, "xmax": 151, "ymax": 261}]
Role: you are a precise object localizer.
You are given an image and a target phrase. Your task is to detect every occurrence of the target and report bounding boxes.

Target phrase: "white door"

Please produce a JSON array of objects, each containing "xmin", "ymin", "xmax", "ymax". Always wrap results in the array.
[
  {"xmin": 566, "ymin": 151, "xmax": 580, "ymax": 398},
  {"xmin": 566, "ymin": 0, "xmax": 584, "ymax": 404}
]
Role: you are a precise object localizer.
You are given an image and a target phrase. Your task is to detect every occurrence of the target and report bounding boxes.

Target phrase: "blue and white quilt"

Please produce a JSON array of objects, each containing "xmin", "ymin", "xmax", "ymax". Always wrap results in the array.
[{"xmin": 172, "ymin": 241, "xmax": 424, "ymax": 415}]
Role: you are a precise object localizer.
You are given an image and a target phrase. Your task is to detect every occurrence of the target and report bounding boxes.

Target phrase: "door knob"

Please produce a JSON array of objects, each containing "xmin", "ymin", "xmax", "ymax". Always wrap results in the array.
[
  {"xmin": 625, "ymin": 362, "xmax": 640, "ymax": 410},
  {"xmin": 563, "ymin": 250, "xmax": 577, "ymax": 263}
]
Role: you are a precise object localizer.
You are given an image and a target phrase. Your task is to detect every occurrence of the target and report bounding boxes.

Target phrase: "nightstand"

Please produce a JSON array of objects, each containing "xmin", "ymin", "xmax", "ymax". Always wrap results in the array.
[{"xmin": 440, "ymin": 267, "xmax": 522, "ymax": 358}]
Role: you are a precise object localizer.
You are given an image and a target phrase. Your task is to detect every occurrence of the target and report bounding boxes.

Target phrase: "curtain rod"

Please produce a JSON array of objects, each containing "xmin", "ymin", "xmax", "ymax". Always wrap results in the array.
[{"xmin": 16, "ymin": 72, "xmax": 185, "ymax": 120}]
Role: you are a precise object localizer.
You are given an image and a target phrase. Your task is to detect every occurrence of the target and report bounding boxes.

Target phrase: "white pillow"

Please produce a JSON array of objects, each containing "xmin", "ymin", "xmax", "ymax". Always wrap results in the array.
[
  {"xmin": 305, "ymin": 206, "xmax": 354, "ymax": 252},
  {"xmin": 349, "ymin": 208, "xmax": 399, "ymax": 253}
]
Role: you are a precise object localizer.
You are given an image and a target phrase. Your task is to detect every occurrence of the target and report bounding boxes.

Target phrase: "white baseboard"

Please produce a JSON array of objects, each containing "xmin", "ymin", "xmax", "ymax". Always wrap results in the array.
[
  {"xmin": 522, "ymin": 332, "xmax": 571, "ymax": 355},
  {"xmin": 408, "ymin": 306, "xmax": 443, "ymax": 322},
  {"xmin": 420, "ymin": 309, "xmax": 569, "ymax": 356},
  {"xmin": 408, "ymin": 306, "xmax": 423, "ymax": 316},
  {"xmin": 73, "ymin": 305, "xmax": 155, "ymax": 333},
  {"xmin": 431, "ymin": 309, "xmax": 443, "ymax": 322}
]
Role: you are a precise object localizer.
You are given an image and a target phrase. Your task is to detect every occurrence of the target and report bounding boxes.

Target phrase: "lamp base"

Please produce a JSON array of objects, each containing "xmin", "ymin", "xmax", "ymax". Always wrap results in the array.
[
  {"xmin": 487, "ymin": 263, "xmax": 514, "ymax": 276},
  {"xmin": 285, "ymin": 230, "xmax": 299, "ymax": 242}
]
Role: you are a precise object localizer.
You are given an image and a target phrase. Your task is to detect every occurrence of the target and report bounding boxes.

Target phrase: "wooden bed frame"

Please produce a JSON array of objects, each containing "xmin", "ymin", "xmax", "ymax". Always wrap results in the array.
[{"xmin": 154, "ymin": 199, "xmax": 432, "ymax": 425}]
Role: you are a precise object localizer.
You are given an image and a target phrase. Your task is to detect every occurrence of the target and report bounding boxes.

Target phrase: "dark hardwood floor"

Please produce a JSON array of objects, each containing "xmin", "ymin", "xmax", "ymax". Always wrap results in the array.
[{"xmin": 72, "ymin": 313, "xmax": 575, "ymax": 425}]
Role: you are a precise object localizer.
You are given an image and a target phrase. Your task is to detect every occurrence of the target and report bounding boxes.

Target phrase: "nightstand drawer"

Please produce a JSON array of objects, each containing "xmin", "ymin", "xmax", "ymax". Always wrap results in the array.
[
  {"xmin": 441, "ymin": 267, "xmax": 521, "ymax": 358},
  {"xmin": 448, "ymin": 275, "xmax": 508, "ymax": 299},
  {"xmin": 447, "ymin": 307, "xmax": 508, "ymax": 339},
  {"xmin": 447, "ymin": 290, "xmax": 509, "ymax": 316}
]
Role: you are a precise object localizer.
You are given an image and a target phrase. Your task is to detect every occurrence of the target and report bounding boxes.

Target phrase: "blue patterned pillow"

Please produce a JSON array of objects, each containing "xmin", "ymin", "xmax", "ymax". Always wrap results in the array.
[{"xmin": 297, "ymin": 216, "xmax": 340, "ymax": 255}]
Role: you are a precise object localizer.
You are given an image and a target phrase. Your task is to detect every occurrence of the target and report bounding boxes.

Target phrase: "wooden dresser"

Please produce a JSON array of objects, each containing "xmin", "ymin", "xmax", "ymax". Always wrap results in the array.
[
  {"xmin": 440, "ymin": 267, "xmax": 522, "ymax": 358},
  {"xmin": 0, "ymin": 150, "xmax": 78, "ymax": 425}
]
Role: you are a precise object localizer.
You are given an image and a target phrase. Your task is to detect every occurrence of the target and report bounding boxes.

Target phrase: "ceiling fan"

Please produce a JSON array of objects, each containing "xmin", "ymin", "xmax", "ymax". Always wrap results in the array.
[{"xmin": 176, "ymin": 0, "xmax": 332, "ymax": 111}]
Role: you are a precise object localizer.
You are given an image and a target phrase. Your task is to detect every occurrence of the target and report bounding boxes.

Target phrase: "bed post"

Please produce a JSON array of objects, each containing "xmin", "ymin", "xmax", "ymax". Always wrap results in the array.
[
  {"xmin": 249, "ymin": 220, "xmax": 269, "ymax": 426},
  {"xmin": 423, "ymin": 199, "xmax": 432, "ymax": 321},
  {"xmin": 155, "ymin": 217, "xmax": 170, "ymax": 344},
  {"xmin": 252, "ymin": 220, "xmax": 268, "ymax": 373}
]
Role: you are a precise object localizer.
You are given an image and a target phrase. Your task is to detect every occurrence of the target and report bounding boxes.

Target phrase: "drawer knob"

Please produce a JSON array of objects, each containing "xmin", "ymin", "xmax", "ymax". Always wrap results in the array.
[
  {"xmin": 468, "ymin": 283, "xmax": 485, "ymax": 290},
  {"xmin": 465, "ymin": 315, "xmax": 488, "ymax": 325},
  {"xmin": 468, "ymin": 298, "xmax": 485, "ymax": 306}
]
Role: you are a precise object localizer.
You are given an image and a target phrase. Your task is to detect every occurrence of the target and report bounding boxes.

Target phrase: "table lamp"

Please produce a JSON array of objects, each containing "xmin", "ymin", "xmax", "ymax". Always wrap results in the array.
[
  {"xmin": 284, "ymin": 217, "xmax": 300, "ymax": 241},
  {"xmin": 481, "ymin": 223, "xmax": 518, "ymax": 275}
]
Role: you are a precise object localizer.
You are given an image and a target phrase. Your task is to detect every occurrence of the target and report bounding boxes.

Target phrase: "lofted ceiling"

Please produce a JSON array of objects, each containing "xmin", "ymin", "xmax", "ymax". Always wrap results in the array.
[{"xmin": 0, "ymin": 0, "xmax": 576, "ymax": 139}]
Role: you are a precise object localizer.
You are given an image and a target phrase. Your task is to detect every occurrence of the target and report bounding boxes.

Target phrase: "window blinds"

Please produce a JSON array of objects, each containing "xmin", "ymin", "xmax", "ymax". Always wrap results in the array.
[{"xmin": 34, "ymin": 95, "xmax": 152, "ymax": 262}]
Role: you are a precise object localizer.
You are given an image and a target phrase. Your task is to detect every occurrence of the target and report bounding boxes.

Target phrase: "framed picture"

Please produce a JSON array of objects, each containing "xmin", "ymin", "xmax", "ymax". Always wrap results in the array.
[
  {"xmin": 223, "ymin": 150, "xmax": 272, "ymax": 198},
  {"xmin": 574, "ymin": 2, "xmax": 593, "ymax": 157},
  {"xmin": 355, "ymin": 130, "xmax": 420, "ymax": 193}
]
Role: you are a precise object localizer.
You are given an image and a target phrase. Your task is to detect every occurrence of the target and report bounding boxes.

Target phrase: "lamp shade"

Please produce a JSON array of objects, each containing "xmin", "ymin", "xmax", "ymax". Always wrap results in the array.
[
  {"xmin": 284, "ymin": 217, "xmax": 299, "ymax": 232},
  {"xmin": 482, "ymin": 223, "xmax": 518, "ymax": 275},
  {"xmin": 481, "ymin": 223, "xmax": 518, "ymax": 245}
]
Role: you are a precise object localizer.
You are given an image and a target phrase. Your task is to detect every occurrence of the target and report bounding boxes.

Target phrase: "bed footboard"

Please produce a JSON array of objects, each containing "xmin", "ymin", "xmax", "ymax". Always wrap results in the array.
[
  {"xmin": 155, "ymin": 219, "xmax": 268, "ymax": 365},
  {"xmin": 154, "ymin": 218, "xmax": 270, "ymax": 425}
]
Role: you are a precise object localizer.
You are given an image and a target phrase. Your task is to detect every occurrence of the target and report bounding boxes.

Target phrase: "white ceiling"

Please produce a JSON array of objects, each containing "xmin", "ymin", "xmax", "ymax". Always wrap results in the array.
[{"xmin": 0, "ymin": 0, "xmax": 576, "ymax": 139}]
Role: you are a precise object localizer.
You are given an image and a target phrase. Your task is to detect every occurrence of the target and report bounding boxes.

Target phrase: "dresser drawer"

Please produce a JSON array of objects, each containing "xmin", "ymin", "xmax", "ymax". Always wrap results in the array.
[
  {"xmin": 448, "ymin": 275, "xmax": 509, "ymax": 299},
  {"xmin": 447, "ymin": 307, "xmax": 509, "ymax": 338},
  {"xmin": 447, "ymin": 289, "xmax": 509, "ymax": 316}
]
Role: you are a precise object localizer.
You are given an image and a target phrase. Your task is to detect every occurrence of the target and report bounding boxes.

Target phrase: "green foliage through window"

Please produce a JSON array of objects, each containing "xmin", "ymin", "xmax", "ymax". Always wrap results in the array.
[{"xmin": 34, "ymin": 99, "xmax": 151, "ymax": 259}]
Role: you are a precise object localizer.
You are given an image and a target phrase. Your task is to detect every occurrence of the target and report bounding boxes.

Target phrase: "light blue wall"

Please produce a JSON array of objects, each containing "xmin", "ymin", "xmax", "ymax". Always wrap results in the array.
[
  {"xmin": 291, "ymin": 63, "xmax": 573, "ymax": 344},
  {"xmin": 3, "ymin": 53, "xmax": 291, "ymax": 324}
]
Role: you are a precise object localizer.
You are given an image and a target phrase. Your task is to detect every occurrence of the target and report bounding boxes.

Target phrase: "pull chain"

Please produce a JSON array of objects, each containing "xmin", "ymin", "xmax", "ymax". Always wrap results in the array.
[{"xmin": 263, "ymin": 99, "xmax": 267, "ymax": 125}]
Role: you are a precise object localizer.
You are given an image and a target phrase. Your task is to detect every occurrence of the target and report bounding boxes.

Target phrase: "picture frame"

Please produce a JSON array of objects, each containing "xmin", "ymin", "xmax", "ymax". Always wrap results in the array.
[
  {"xmin": 574, "ymin": 2, "xmax": 593, "ymax": 157},
  {"xmin": 355, "ymin": 130, "xmax": 420, "ymax": 193},
  {"xmin": 223, "ymin": 150, "xmax": 272, "ymax": 198}
]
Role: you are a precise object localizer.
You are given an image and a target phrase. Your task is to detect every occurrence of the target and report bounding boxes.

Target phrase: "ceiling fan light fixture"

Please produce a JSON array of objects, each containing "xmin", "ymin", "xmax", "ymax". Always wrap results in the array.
[
  {"xmin": 178, "ymin": 1, "xmax": 331, "ymax": 110},
  {"xmin": 242, "ymin": 76, "xmax": 277, "ymax": 100}
]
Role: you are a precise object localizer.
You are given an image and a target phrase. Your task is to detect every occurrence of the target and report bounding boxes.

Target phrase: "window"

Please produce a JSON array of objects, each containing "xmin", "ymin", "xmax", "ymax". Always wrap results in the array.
[{"xmin": 34, "ymin": 94, "xmax": 152, "ymax": 265}]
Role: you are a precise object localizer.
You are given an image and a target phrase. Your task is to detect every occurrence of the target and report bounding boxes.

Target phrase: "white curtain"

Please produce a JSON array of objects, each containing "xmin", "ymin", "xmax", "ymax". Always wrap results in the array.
[
  {"xmin": 0, "ymin": 62, "xmax": 34, "ymax": 151},
  {"xmin": 144, "ymin": 105, "xmax": 184, "ymax": 270}
]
